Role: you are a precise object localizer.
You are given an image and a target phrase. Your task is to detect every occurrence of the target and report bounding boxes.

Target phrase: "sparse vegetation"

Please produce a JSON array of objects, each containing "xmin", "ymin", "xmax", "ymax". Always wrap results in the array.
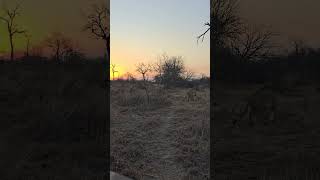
[
  {"xmin": 111, "ymin": 78, "xmax": 210, "ymax": 179},
  {"xmin": 0, "ymin": 0, "xmax": 110, "ymax": 179},
  {"xmin": 0, "ymin": 59, "xmax": 108, "ymax": 179},
  {"xmin": 209, "ymin": 0, "xmax": 320, "ymax": 178},
  {"xmin": 83, "ymin": 2, "xmax": 110, "ymax": 59},
  {"xmin": 110, "ymin": 52, "xmax": 209, "ymax": 179},
  {"xmin": 0, "ymin": 2, "xmax": 26, "ymax": 61}
]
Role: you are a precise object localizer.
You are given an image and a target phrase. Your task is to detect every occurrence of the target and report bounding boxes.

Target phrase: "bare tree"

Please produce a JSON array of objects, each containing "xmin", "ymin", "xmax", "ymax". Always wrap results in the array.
[
  {"xmin": 24, "ymin": 32, "xmax": 31, "ymax": 57},
  {"xmin": 197, "ymin": 22, "xmax": 211, "ymax": 43},
  {"xmin": 198, "ymin": 0, "xmax": 242, "ymax": 46},
  {"xmin": 290, "ymin": 39, "xmax": 307, "ymax": 57},
  {"xmin": 82, "ymin": 2, "xmax": 109, "ymax": 141},
  {"xmin": 158, "ymin": 56, "xmax": 186, "ymax": 87},
  {"xmin": 64, "ymin": 46, "xmax": 85, "ymax": 62},
  {"xmin": 136, "ymin": 62, "xmax": 152, "ymax": 103},
  {"xmin": 212, "ymin": 0, "xmax": 243, "ymax": 44},
  {"xmin": 0, "ymin": 3, "xmax": 26, "ymax": 60},
  {"xmin": 111, "ymin": 64, "xmax": 118, "ymax": 80},
  {"xmin": 153, "ymin": 54, "xmax": 166, "ymax": 76},
  {"xmin": 231, "ymin": 25, "xmax": 275, "ymax": 60},
  {"xmin": 162, "ymin": 56, "xmax": 185, "ymax": 78},
  {"xmin": 84, "ymin": 2, "xmax": 110, "ymax": 60},
  {"xmin": 125, "ymin": 72, "xmax": 135, "ymax": 81},
  {"xmin": 45, "ymin": 32, "xmax": 72, "ymax": 62},
  {"xmin": 136, "ymin": 62, "xmax": 152, "ymax": 81},
  {"xmin": 153, "ymin": 53, "xmax": 169, "ymax": 84},
  {"xmin": 184, "ymin": 69, "xmax": 195, "ymax": 81}
]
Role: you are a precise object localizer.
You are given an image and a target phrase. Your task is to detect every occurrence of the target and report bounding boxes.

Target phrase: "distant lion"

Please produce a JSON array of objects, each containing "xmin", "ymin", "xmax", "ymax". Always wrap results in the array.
[
  {"xmin": 231, "ymin": 86, "xmax": 277, "ymax": 127},
  {"xmin": 185, "ymin": 88, "xmax": 198, "ymax": 102}
]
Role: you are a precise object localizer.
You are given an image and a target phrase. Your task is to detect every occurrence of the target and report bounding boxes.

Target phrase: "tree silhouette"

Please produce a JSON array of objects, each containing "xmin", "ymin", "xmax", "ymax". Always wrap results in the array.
[
  {"xmin": 184, "ymin": 69, "xmax": 195, "ymax": 81},
  {"xmin": 153, "ymin": 53, "xmax": 169, "ymax": 84},
  {"xmin": 111, "ymin": 64, "xmax": 118, "ymax": 80},
  {"xmin": 290, "ymin": 39, "xmax": 307, "ymax": 57},
  {"xmin": 136, "ymin": 62, "xmax": 152, "ymax": 81},
  {"xmin": 161, "ymin": 56, "xmax": 185, "ymax": 84},
  {"xmin": 45, "ymin": 32, "xmax": 72, "ymax": 62},
  {"xmin": 24, "ymin": 32, "xmax": 31, "ymax": 57},
  {"xmin": 84, "ymin": 2, "xmax": 110, "ymax": 60},
  {"xmin": 64, "ymin": 46, "xmax": 85, "ymax": 62},
  {"xmin": 197, "ymin": 22, "xmax": 210, "ymax": 43},
  {"xmin": 231, "ymin": 25, "xmax": 275, "ymax": 61},
  {"xmin": 0, "ymin": 3, "xmax": 26, "ymax": 60},
  {"xmin": 82, "ymin": 1, "xmax": 110, "ymax": 142},
  {"xmin": 125, "ymin": 72, "xmax": 135, "ymax": 81},
  {"xmin": 198, "ymin": 0, "xmax": 242, "ymax": 46}
]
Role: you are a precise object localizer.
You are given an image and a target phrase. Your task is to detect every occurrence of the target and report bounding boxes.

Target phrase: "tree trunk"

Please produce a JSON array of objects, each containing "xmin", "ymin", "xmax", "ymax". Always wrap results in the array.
[
  {"xmin": 26, "ymin": 39, "xmax": 29, "ymax": 57},
  {"xmin": 9, "ymin": 35, "xmax": 14, "ymax": 61},
  {"xmin": 55, "ymin": 43, "xmax": 61, "ymax": 62},
  {"xmin": 105, "ymin": 38, "xmax": 110, "ymax": 62},
  {"xmin": 142, "ymin": 73, "xmax": 146, "ymax": 81},
  {"xmin": 104, "ymin": 36, "xmax": 110, "ymax": 144}
]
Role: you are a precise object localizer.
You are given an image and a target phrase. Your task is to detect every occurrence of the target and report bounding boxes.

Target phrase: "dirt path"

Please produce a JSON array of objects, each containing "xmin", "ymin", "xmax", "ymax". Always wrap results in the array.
[
  {"xmin": 143, "ymin": 110, "xmax": 186, "ymax": 179},
  {"xmin": 112, "ymin": 107, "xmax": 188, "ymax": 179},
  {"xmin": 111, "ymin": 86, "xmax": 210, "ymax": 179}
]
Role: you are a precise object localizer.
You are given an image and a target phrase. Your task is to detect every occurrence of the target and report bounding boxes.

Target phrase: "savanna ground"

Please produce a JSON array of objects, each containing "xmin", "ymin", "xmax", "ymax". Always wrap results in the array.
[
  {"xmin": 213, "ymin": 80, "xmax": 320, "ymax": 179},
  {"xmin": 0, "ymin": 59, "xmax": 107, "ymax": 179},
  {"xmin": 110, "ymin": 80, "xmax": 210, "ymax": 179}
]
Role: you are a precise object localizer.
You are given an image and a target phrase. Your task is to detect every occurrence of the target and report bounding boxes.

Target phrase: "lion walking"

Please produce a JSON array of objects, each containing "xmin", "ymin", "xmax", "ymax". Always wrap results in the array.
[
  {"xmin": 185, "ymin": 88, "xmax": 198, "ymax": 102},
  {"xmin": 231, "ymin": 86, "xmax": 277, "ymax": 127}
]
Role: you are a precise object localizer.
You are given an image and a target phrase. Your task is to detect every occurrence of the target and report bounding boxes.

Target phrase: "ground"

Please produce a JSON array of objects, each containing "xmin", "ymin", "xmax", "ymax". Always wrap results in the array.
[
  {"xmin": 110, "ymin": 81, "xmax": 210, "ymax": 179},
  {"xmin": 213, "ymin": 81, "xmax": 320, "ymax": 179},
  {"xmin": 0, "ymin": 60, "xmax": 107, "ymax": 179}
]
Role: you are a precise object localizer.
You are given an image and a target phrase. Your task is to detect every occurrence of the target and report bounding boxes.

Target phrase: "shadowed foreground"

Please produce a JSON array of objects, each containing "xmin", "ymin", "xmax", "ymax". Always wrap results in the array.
[
  {"xmin": 0, "ymin": 60, "xmax": 107, "ymax": 179},
  {"xmin": 213, "ymin": 81, "xmax": 320, "ymax": 179}
]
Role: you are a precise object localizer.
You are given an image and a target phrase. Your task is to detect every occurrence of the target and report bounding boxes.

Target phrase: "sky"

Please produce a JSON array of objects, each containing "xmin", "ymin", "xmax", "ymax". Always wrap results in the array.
[
  {"xmin": 0, "ymin": 0, "xmax": 109, "ymax": 58},
  {"xmin": 238, "ymin": 0, "xmax": 320, "ymax": 50},
  {"xmin": 111, "ymin": 0, "xmax": 210, "ymax": 79}
]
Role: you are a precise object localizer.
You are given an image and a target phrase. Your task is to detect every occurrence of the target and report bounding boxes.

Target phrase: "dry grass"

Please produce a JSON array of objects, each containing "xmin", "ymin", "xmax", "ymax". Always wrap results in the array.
[
  {"xmin": 213, "ymin": 81, "xmax": 320, "ymax": 179},
  {"xmin": 111, "ymin": 81, "xmax": 210, "ymax": 179},
  {"xmin": 0, "ymin": 60, "xmax": 107, "ymax": 179}
]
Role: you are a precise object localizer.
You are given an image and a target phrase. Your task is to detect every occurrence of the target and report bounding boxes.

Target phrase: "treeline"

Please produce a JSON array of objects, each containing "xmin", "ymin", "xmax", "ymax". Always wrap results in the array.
[
  {"xmin": 215, "ymin": 44, "xmax": 320, "ymax": 84},
  {"xmin": 200, "ymin": 0, "xmax": 320, "ymax": 84},
  {"xmin": 151, "ymin": 54, "xmax": 210, "ymax": 88},
  {"xmin": 0, "ymin": 1, "xmax": 109, "ymax": 62},
  {"xmin": 112, "ymin": 54, "xmax": 210, "ymax": 88}
]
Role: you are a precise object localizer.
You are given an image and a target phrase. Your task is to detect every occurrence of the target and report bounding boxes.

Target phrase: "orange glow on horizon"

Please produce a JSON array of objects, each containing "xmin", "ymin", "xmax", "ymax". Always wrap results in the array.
[{"xmin": 110, "ymin": 64, "xmax": 132, "ymax": 80}]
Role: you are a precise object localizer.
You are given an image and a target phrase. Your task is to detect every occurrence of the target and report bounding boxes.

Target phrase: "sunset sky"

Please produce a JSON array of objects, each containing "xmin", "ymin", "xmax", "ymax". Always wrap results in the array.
[
  {"xmin": 238, "ymin": 0, "xmax": 320, "ymax": 50},
  {"xmin": 0, "ymin": 0, "xmax": 318, "ymax": 68},
  {"xmin": 0, "ymin": 0, "xmax": 108, "ymax": 58},
  {"xmin": 111, "ymin": 0, "xmax": 210, "ymax": 79}
]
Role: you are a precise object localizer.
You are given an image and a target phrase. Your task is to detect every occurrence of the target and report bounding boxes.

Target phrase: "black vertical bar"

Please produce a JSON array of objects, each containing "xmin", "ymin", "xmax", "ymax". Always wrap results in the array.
[
  {"xmin": 106, "ymin": 0, "xmax": 111, "ymax": 177},
  {"xmin": 210, "ymin": 0, "xmax": 214, "ymax": 178}
]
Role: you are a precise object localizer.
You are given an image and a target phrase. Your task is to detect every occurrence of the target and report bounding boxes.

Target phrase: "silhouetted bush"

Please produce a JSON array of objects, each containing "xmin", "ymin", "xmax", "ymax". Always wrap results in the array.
[{"xmin": 214, "ymin": 45, "xmax": 320, "ymax": 85}]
